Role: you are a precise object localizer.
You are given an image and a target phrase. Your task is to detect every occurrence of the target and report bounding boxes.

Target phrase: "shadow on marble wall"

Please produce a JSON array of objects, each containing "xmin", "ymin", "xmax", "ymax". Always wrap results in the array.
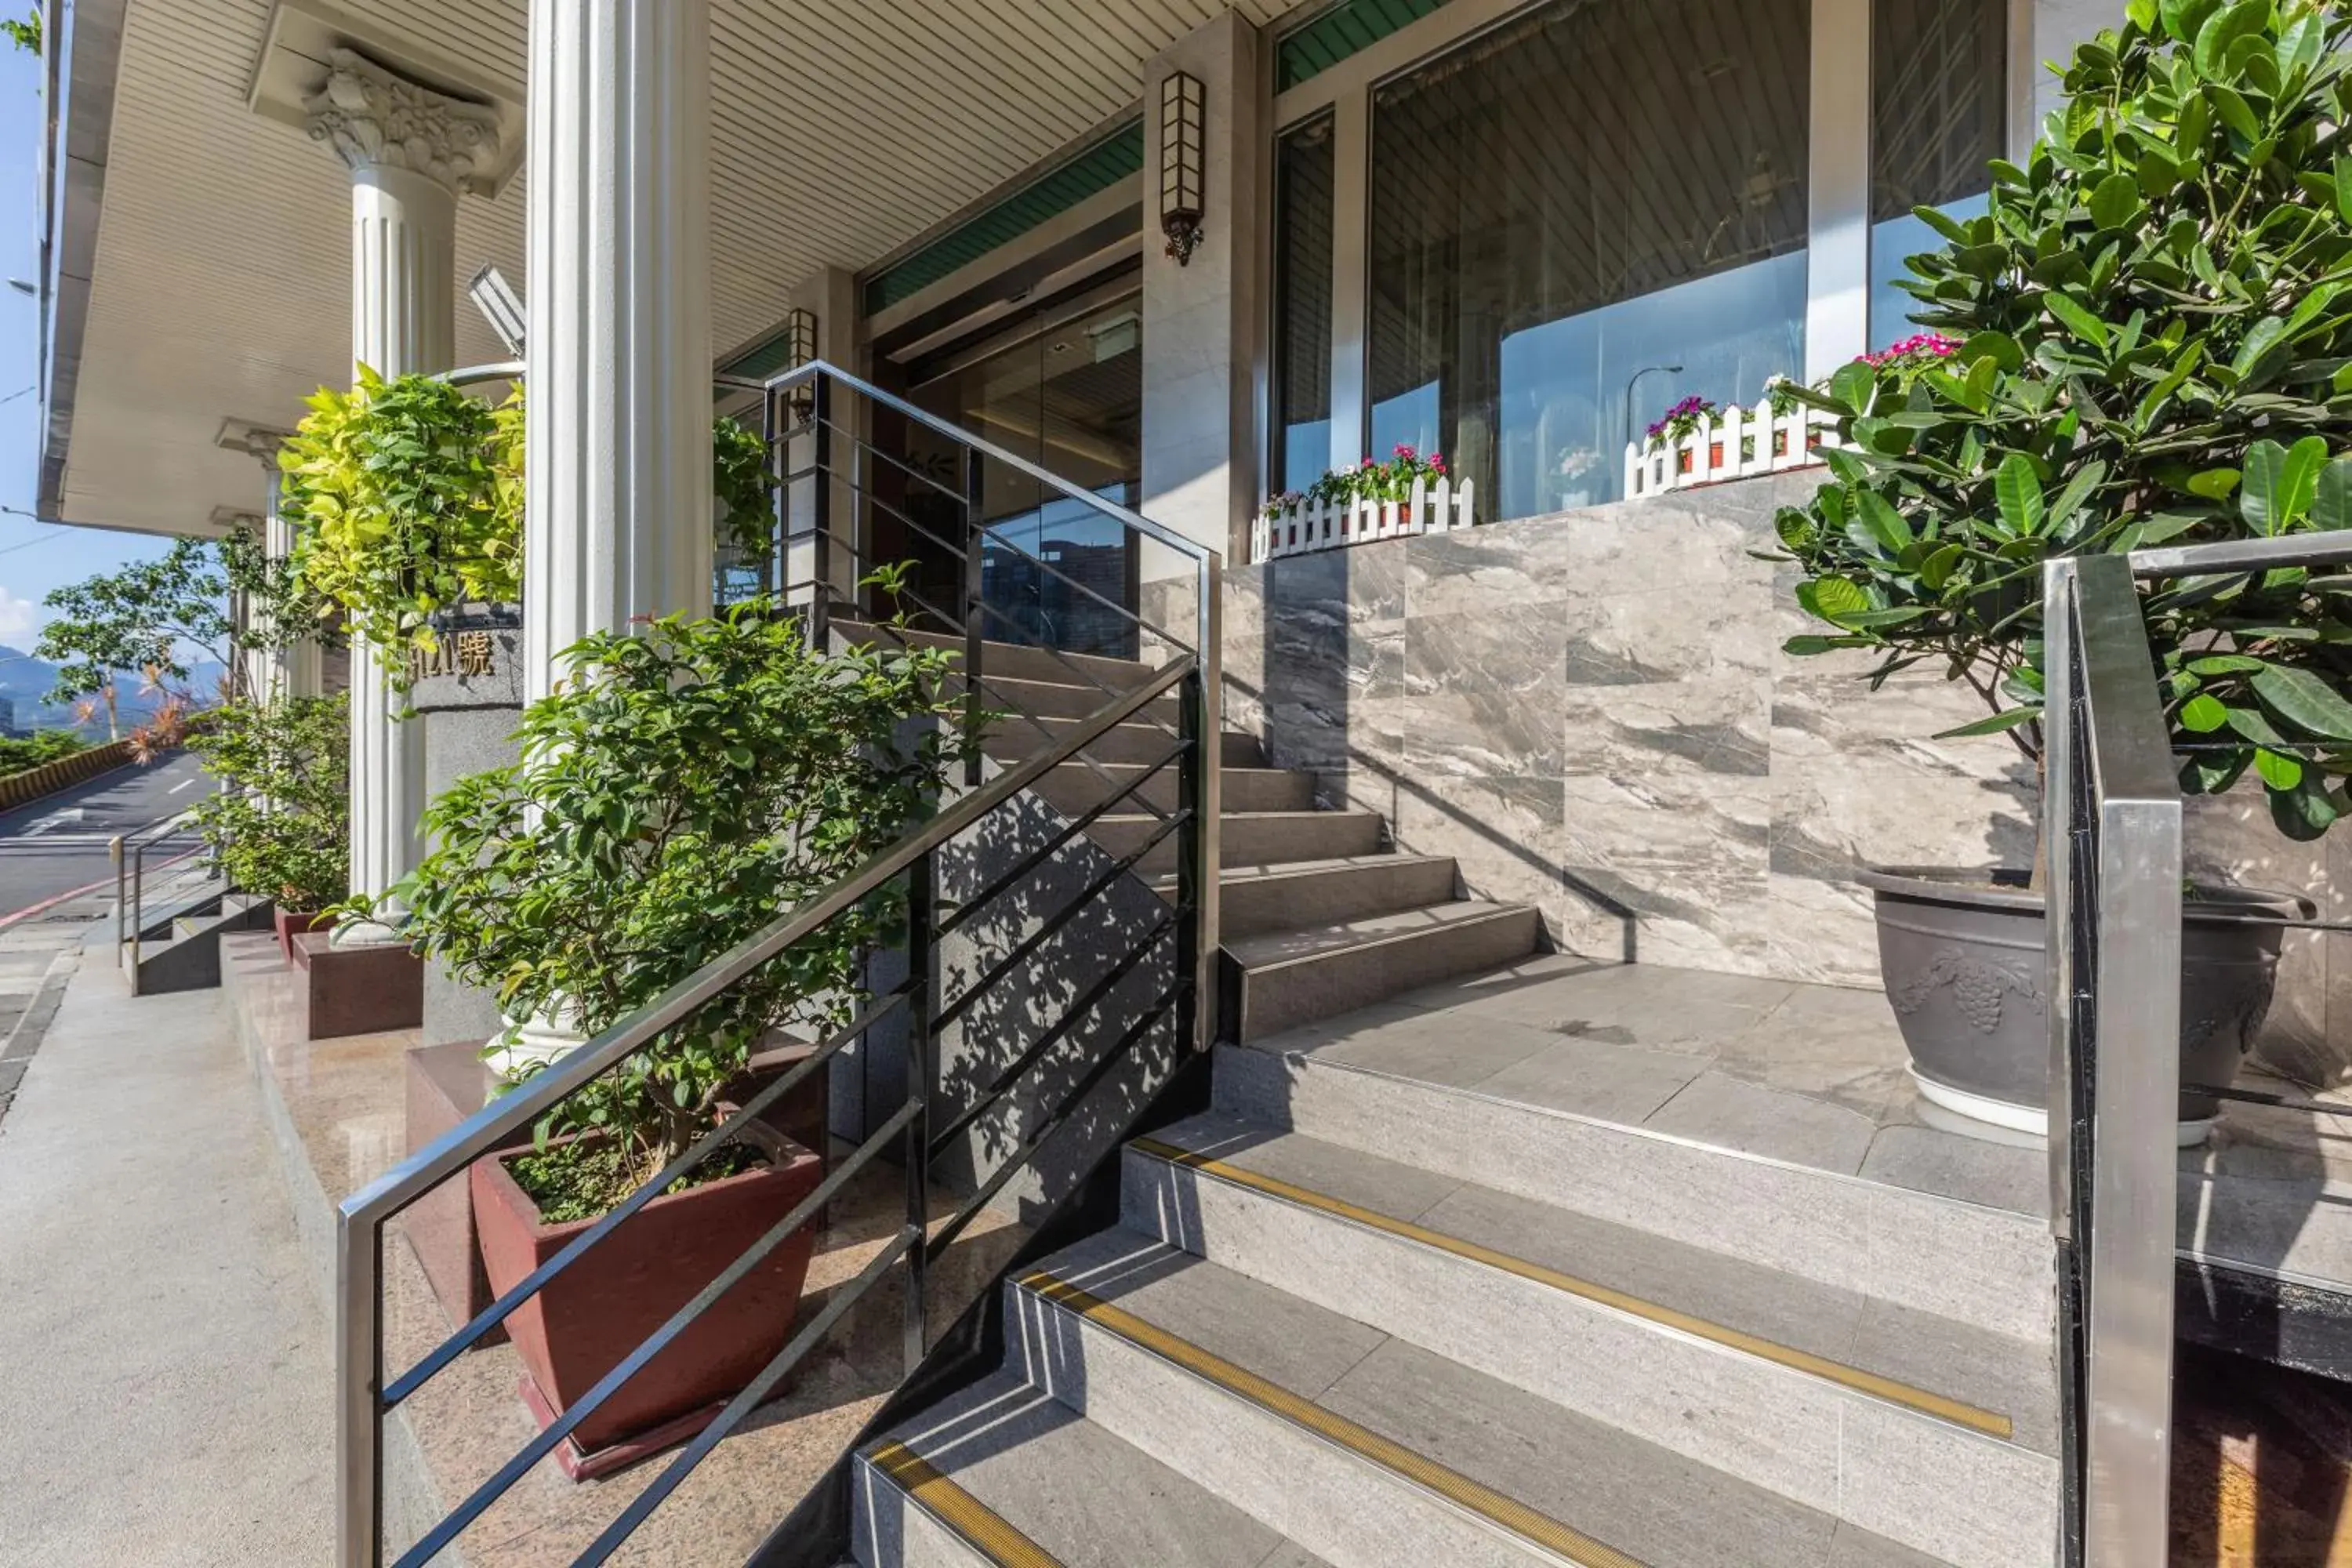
[
  {"xmin": 1222, "ymin": 474, "xmax": 2349, "ymax": 1086},
  {"xmin": 1222, "ymin": 536, "xmax": 1642, "ymax": 963}
]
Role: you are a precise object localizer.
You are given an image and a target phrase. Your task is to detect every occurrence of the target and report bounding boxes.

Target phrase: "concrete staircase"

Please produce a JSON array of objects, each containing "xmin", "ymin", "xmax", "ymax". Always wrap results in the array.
[
  {"xmin": 833, "ymin": 626, "xmax": 2059, "ymax": 1568},
  {"xmin": 851, "ymin": 1029, "xmax": 2060, "ymax": 1568},
  {"xmin": 840, "ymin": 624, "xmax": 1546, "ymax": 1044}
]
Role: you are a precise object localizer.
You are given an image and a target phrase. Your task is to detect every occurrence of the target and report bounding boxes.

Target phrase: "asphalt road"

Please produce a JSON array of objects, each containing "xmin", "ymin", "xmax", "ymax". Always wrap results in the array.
[{"xmin": 0, "ymin": 750, "xmax": 209, "ymax": 923}]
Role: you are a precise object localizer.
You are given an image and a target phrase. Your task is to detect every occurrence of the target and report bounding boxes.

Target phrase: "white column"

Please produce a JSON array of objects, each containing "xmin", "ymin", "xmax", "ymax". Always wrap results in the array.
[
  {"xmin": 263, "ymin": 481, "xmax": 325, "ymax": 702},
  {"xmin": 1805, "ymin": 0, "xmax": 1872, "ymax": 380},
  {"xmin": 524, "ymin": 0, "xmax": 714, "ymax": 705},
  {"xmin": 306, "ymin": 50, "xmax": 502, "ymax": 942}
]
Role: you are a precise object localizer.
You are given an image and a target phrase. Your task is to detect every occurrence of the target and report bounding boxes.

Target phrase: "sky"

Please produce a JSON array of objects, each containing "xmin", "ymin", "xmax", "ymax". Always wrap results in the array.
[{"xmin": 0, "ymin": 34, "xmax": 183, "ymax": 655}]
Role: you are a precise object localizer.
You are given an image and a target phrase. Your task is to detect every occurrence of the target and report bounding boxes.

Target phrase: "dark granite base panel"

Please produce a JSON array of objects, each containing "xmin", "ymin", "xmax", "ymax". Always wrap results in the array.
[{"xmin": 294, "ymin": 931, "xmax": 425, "ymax": 1039}]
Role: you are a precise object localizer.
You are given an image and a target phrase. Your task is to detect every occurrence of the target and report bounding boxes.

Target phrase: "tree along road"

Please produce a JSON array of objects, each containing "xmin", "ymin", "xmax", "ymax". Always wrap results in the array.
[{"xmin": 0, "ymin": 751, "xmax": 209, "ymax": 922}]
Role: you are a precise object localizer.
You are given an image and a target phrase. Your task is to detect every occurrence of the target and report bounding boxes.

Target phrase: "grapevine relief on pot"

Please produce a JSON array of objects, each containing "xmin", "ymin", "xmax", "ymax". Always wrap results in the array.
[
  {"xmin": 1892, "ymin": 948, "xmax": 2044, "ymax": 1034},
  {"xmin": 2183, "ymin": 970, "xmax": 2278, "ymax": 1059}
]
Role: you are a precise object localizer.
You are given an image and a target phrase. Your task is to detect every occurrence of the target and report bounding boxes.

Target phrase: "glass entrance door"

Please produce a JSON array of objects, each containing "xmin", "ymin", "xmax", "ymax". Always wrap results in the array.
[{"xmin": 895, "ymin": 273, "xmax": 1145, "ymax": 659}]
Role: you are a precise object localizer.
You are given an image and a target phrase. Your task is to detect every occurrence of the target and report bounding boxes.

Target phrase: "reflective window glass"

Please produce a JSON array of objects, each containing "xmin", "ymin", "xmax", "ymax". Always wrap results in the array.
[
  {"xmin": 1365, "ymin": 0, "xmax": 1812, "ymax": 516},
  {"xmin": 1870, "ymin": 0, "xmax": 2006, "ymax": 347}
]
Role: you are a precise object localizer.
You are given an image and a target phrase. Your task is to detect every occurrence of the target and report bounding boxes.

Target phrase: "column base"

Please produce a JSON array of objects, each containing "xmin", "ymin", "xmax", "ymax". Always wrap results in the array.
[
  {"xmin": 331, "ymin": 916, "xmax": 407, "ymax": 950},
  {"xmin": 292, "ymin": 931, "xmax": 424, "ymax": 1039}
]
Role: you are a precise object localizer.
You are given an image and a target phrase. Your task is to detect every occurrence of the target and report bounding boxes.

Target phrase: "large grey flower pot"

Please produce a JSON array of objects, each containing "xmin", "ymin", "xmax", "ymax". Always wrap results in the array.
[{"xmin": 1860, "ymin": 867, "xmax": 2308, "ymax": 1145}]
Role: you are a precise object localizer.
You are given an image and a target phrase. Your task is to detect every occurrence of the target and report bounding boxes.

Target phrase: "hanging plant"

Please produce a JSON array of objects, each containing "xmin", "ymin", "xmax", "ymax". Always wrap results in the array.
[
  {"xmin": 284, "ymin": 372, "xmax": 779, "ymax": 686},
  {"xmin": 280, "ymin": 368, "xmax": 524, "ymax": 684}
]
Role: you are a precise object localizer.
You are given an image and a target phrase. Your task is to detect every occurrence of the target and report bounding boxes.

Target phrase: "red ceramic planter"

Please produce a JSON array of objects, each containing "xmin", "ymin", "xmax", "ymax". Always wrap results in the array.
[
  {"xmin": 470, "ymin": 1123, "xmax": 825, "ymax": 1462},
  {"xmin": 274, "ymin": 908, "xmax": 334, "ymax": 962}
]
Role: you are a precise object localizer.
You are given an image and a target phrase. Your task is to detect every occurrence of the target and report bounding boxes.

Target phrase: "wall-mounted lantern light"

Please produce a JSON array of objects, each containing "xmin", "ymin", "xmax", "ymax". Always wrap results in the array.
[
  {"xmin": 1160, "ymin": 71, "xmax": 1207, "ymax": 266},
  {"xmin": 782, "ymin": 307, "xmax": 819, "ymax": 421}
]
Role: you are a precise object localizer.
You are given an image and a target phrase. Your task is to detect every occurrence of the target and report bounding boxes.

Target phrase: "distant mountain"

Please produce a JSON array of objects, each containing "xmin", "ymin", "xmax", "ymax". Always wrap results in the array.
[{"xmin": 0, "ymin": 646, "xmax": 230, "ymax": 735}]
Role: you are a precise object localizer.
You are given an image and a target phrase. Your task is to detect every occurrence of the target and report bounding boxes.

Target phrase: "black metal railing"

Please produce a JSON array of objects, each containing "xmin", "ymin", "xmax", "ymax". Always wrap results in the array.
[{"xmin": 336, "ymin": 369, "xmax": 1223, "ymax": 1566}]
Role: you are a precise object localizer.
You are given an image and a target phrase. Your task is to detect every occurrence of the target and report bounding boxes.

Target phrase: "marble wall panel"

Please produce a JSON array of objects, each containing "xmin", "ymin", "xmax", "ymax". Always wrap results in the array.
[{"xmin": 1229, "ymin": 469, "xmax": 2352, "ymax": 1084}]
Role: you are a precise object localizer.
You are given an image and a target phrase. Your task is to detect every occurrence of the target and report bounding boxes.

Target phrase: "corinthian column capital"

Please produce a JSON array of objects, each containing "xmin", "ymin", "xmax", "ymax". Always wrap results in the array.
[{"xmin": 303, "ymin": 49, "xmax": 503, "ymax": 197}]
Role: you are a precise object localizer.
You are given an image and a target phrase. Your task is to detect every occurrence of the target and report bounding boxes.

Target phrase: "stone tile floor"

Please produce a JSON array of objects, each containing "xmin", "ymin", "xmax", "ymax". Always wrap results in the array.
[{"xmin": 1255, "ymin": 953, "xmax": 2352, "ymax": 1243}]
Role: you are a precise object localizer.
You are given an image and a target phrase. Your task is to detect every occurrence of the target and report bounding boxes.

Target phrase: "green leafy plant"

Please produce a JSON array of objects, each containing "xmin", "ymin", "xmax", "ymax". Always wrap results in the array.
[
  {"xmin": 387, "ymin": 584, "xmax": 975, "ymax": 1219},
  {"xmin": 0, "ymin": 728, "xmax": 85, "ymax": 777},
  {"xmin": 37, "ymin": 539, "xmax": 238, "ymax": 737},
  {"xmin": 713, "ymin": 416, "xmax": 778, "ymax": 568},
  {"xmin": 279, "ymin": 369, "xmax": 524, "ymax": 684},
  {"xmin": 284, "ymin": 376, "xmax": 781, "ymax": 680},
  {"xmin": 2, "ymin": 9, "xmax": 38, "ymax": 56},
  {"xmin": 186, "ymin": 695, "xmax": 350, "ymax": 912},
  {"xmin": 1777, "ymin": 0, "xmax": 2352, "ymax": 840}
]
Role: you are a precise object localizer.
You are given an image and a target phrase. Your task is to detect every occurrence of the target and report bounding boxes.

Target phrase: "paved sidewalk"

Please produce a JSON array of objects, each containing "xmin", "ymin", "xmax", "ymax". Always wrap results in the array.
[{"xmin": 0, "ymin": 953, "xmax": 331, "ymax": 1566}]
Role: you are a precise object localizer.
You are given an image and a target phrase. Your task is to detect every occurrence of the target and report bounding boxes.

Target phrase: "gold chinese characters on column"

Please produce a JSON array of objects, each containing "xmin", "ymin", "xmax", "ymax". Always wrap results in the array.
[{"xmin": 406, "ymin": 631, "xmax": 499, "ymax": 684}]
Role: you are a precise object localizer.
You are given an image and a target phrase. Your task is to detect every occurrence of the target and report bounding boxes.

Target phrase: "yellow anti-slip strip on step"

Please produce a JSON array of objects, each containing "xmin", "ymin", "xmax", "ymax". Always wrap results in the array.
[
  {"xmin": 1128, "ymin": 1136, "xmax": 2015, "ymax": 1443},
  {"xmin": 1020, "ymin": 1268, "xmax": 1653, "ymax": 1568},
  {"xmin": 866, "ymin": 1439, "xmax": 1065, "ymax": 1568}
]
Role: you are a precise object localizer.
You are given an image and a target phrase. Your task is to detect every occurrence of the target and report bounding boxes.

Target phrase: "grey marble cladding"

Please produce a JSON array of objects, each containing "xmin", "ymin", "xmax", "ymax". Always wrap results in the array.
[{"xmin": 1225, "ymin": 474, "xmax": 2345, "ymax": 1080}]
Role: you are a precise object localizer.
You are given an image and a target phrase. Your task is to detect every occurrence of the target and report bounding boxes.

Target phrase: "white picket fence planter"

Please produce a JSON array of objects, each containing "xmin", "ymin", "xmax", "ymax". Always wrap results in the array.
[
  {"xmin": 1622, "ymin": 402, "xmax": 1849, "ymax": 499},
  {"xmin": 1252, "ymin": 477, "xmax": 1477, "ymax": 564}
]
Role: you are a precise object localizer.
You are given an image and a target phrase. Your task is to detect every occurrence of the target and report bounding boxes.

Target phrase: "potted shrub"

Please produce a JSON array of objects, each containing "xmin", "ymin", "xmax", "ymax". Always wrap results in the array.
[
  {"xmin": 186, "ymin": 693, "xmax": 350, "ymax": 957},
  {"xmin": 389, "ymin": 599, "xmax": 973, "ymax": 1465},
  {"xmin": 1777, "ymin": 0, "xmax": 2348, "ymax": 1138}
]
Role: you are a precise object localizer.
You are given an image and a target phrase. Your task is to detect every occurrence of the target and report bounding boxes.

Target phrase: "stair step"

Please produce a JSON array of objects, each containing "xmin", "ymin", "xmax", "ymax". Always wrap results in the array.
[
  {"xmin": 953, "ymin": 670, "xmax": 1179, "ymax": 724},
  {"xmin": 1213, "ymin": 1018, "xmax": 2053, "ymax": 1343},
  {"xmin": 1205, "ymin": 855, "xmax": 1458, "ymax": 940},
  {"xmin": 1224, "ymin": 902, "xmax": 1543, "ymax": 1042},
  {"xmin": 853, "ymin": 1370, "xmax": 1331, "ymax": 1568},
  {"xmin": 1123, "ymin": 1112, "xmax": 2056, "ymax": 1567},
  {"xmin": 1034, "ymin": 760, "xmax": 1313, "ymax": 818},
  {"xmin": 1010, "ymin": 1228, "xmax": 1965, "ymax": 1568},
  {"xmin": 985, "ymin": 715, "xmax": 1259, "ymax": 770},
  {"xmin": 1092, "ymin": 810, "xmax": 1382, "ymax": 877},
  {"xmin": 833, "ymin": 619, "xmax": 1149, "ymax": 691}
]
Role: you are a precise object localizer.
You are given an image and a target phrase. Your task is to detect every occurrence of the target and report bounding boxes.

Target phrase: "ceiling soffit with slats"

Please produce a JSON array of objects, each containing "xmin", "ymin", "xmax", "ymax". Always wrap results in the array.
[{"xmin": 62, "ymin": 0, "xmax": 1295, "ymax": 539}]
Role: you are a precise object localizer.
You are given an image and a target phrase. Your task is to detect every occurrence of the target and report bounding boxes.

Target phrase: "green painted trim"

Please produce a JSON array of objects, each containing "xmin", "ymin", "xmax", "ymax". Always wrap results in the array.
[
  {"xmin": 720, "ymin": 327, "xmax": 808, "ymax": 381},
  {"xmin": 862, "ymin": 122, "xmax": 1145, "ymax": 317},
  {"xmin": 1276, "ymin": 0, "xmax": 1451, "ymax": 92}
]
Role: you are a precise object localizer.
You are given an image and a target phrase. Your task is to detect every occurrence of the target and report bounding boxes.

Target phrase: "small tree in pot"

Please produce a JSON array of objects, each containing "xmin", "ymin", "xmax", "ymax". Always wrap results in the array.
[
  {"xmin": 387, "ymin": 598, "xmax": 975, "ymax": 1462},
  {"xmin": 187, "ymin": 694, "xmax": 351, "ymax": 956},
  {"xmin": 1777, "ymin": 0, "xmax": 2350, "ymax": 1136}
]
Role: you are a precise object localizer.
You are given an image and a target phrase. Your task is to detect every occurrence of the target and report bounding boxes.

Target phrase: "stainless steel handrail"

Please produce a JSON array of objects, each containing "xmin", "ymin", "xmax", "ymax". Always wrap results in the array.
[
  {"xmin": 2128, "ymin": 529, "xmax": 2352, "ymax": 579},
  {"xmin": 112, "ymin": 807, "xmax": 201, "ymax": 971},
  {"xmin": 2042, "ymin": 553, "xmax": 2183, "ymax": 1568},
  {"xmin": 440, "ymin": 361, "xmax": 525, "ymax": 390},
  {"xmin": 731, "ymin": 360, "xmax": 1221, "ymax": 573},
  {"xmin": 2048, "ymin": 525, "xmax": 2352, "ymax": 1566},
  {"xmin": 750, "ymin": 357, "xmax": 1223, "ymax": 1069}
]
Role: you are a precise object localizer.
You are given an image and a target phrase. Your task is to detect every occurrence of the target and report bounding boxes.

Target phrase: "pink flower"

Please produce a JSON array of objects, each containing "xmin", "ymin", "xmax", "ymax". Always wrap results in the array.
[{"xmin": 1394, "ymin": 444, "xmax": 1417, "ymax": 460}]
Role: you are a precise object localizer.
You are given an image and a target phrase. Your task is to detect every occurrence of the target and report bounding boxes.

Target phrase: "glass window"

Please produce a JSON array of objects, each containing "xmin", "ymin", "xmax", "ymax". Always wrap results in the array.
[
  {"xmin": 1870, "ymin": 0, "xmax": 2005, "ymax": 347},
  {"xmin": 1272, "ymin": 115, "xmax": 1336, "ymax": 494},
  {"xmin": 899, "ymin": 280, "xmax": 1145, "ymax": 659},
  {"xmin": 1364, "ymin": 0, "xmax": 1811, "ymax": 517}
]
